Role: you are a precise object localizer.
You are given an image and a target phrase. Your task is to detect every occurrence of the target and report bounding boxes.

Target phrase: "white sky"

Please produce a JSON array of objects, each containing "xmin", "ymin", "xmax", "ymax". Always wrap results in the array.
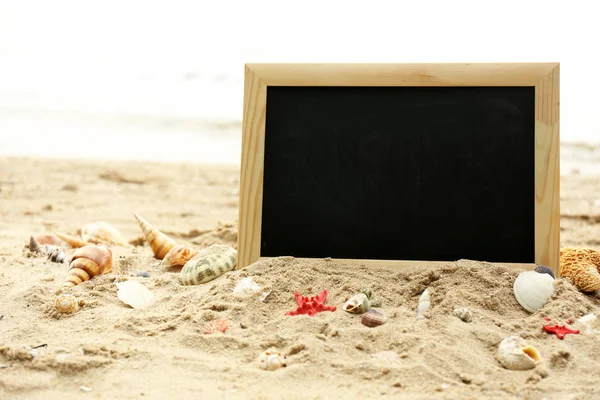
[{"xmin": 0, "ymin": 0, "xmax": 597, "ymax": 142}]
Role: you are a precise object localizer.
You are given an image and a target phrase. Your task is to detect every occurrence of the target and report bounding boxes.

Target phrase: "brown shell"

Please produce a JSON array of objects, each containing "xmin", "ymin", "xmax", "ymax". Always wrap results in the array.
[
  {"xmin": 81, "ymin": 222, "xmax": 129, "ymax": 247},
  {"xmin": 28, "ymin": 236, "xmax": 42, "ymax": 253},
  {"xmin": 55, "ymin": 294, "xmax": 79, "ymax": 313},
  {"xmin": 55, "ymin": 232, "xmax": 89, "ymax": 248},
  {"xmin": 361, "ymin": 308, "xmax": 387, "ymax": 327},
  {"xmin": 134, "ymin": 214, "xmax": 176, "ymax": 260},
  {"xmin": 62, "ymin": 245, "xmax": 113, "ymax": 288},
  {"xmin": 560, "ymin": 247, "xmax": 600, "ymax": 292},
  {"xmin": 162, "ymin": 245, "xmax": 199, "ymax": 269},
  {"xmin": 35, "ymin": 234, "xmax": 63, "ymax": 246}
]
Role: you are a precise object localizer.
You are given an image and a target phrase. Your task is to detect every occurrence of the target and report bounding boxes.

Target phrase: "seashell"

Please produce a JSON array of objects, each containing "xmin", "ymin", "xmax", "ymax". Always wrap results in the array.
[
  {"xmin": 513, "ymin": 270, "xmax": 555, "ymax": 313},
  {"xmin": 203, "ymin": 318, "xmax": 228, "ymax": 334},
  {"xmin": 180, "ymin": 244, "xmax": 237, "ymax": 285},
  {"xmin": 115, "ymin": 280, "xmax": 155, "ymax": 309},
  {"xmin": 559, "ymin": 247, "xmax": 600, "ymax": 292},
  {"xmin": 47, "ymin": 247, "xmax": 66, "ymax": 263},
  {"xmin": 161, "ymin": 245, "xmax": 199, "ymax": 269},
  {"xmin": 453, "ymin": 307, "xmax": 472, "ymax": 323},
  {"xmin": 361, "ymin": 308, "xmax": 387, "ymax": 327},
  {"xmin": 28, "ymin": 236, "xmax": 42, "ymax": 253},
  {"xmin": 360, "ymin": 287, "xmax": 382, "ymax": 307},
  {"xmin": 576, "ymin": 313, "xmax": 600, "ymax": 335},
  {"xmin": 258, "ymin": 350, "xmax": 287, "ymax": 371},
  {"xmin": 535, "ymin": 265, "xmax": 555, "ymax": 279},
  {"xmin": 55, "ymin": 294, "xmax": 79, "ymax": 313},
  {"xmin": 371, "ymin": 351, "xmax": 402, "ymax": 365},
  {"xmin": 81, "ymin": 222, "xmax": 129, "ymax": 247},
  {"xmin": 416, "ymin": 288, "xmax": 430, "ymax": 319},
  {"xmin": 232, "ymin": 276, "xmax": 261, "ymax": 293},
  {"xmin": 134, "ymin": 214, "xmax": 176, "ymax": 260},
  {"xmin": 62, "ymin": 245, "xmax": 113, "ymax": 288},
  {"xmin": 55, "ymin": 232, "xmax": 89, "ymax": 248},
  {"xmin": 35, "ymin": 234, "xmax": 63, "ymax": 246},
  {"xmin": 496, "ymin": 336, "xmax": 541, "ymax": 370},
  {"xmin": 343, "ymin": 293, "xmax": 370, "ymax": 314}
]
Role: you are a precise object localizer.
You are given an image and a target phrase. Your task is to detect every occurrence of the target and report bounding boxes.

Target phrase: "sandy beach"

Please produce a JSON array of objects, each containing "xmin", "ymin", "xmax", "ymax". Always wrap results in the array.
[{"xmin": 0, "ymin": 154, "xmax": 599, "ymax": 400}]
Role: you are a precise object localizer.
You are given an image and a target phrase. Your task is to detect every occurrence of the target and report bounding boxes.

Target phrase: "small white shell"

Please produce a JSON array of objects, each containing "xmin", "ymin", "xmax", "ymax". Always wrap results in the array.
[
  {"xmin": 343, "ymin": 293, "xmax": 370, "ymax": 314},
  {"xmin": 232, "ymin": 277, "xmax": 261, "ymax": 293},
  {"xmin": 496, "ymin": 336, "xmax": 541, "ymax": 370},
  {"xmin": 55, "ymin": 294, "xmax": 79, "ymax": 314},
  {"xmin": 258, "ymin": 350, "xmax": 286, "ymax": 371},
  {"xmin": 416, "ymin": 288, "xmax": 430, "ymax": 319},
  {"xmin": 513, "ymin": 271, "xmax": 554, "ymax": 313},
  {"xmin": 115, "ymin": 280, "xmax": 155, "ymax": 309}
]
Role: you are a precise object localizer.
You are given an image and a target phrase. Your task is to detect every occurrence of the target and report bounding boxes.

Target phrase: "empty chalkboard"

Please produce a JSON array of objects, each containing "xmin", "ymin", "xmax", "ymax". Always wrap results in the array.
[{"xmin": 238, "ymin": 63, "xmax": 560, "ymax": 275}]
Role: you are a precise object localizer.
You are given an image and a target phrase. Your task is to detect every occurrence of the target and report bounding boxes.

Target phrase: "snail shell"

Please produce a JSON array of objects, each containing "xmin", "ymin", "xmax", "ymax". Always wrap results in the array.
[
  {"xmin": 81, "ymin": 222, "xmax": 129, "ymax": 247},
  {"xmin": 496, "ymin": 336, "xmax": 541, "ymax": 370},
  {"xmin": 513, "ymin": 270, "xmax": 554, "ymax": 313},
  {"xmin": 258, "ymin": 350, "xmax": 287, "ymax": 371},
  {"xmin": 55, "ymin": 294, "xmax": 79, "ymax": 313},
  {"xmin": 134, "ymin": 214, "xmax": 176, "ymax": 260},
  {"xmin": 361, "ymin": 308, "xmax": 387, "ymax": 327},
  {"xmin": 62, "ymin": 245, "xmax": 113, "ymax": 288},
  {"xmin": 47, "ymin": 247, "xmax": 66, "ymax": 263},
  {"xmin": 343, "ymin": 293, "xmax": 370, "ymax": 314},
  {"xmin": 559, "ymin": 247, "xmax": 600, "ymax": 292},
  {"xmin": 28, "ymin": 236, "xmax": 42, "ymax": 253},
  {"xmin": 180, "ymin": 244, "xmax": 237, "ymax": 285},
  {"xmin": 55, "ymin": 232, "xmax": 89, "ymax": 248},
  {"xmin": 162, "ymin": 245, "xmax": 199, "ymax": 269}
]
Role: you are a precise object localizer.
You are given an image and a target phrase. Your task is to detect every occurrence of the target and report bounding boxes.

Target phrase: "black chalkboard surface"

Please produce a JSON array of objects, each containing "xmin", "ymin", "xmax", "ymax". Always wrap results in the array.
[{"xmin": 261, "ymin": 86, "xmax": 535, "ymax": 263}]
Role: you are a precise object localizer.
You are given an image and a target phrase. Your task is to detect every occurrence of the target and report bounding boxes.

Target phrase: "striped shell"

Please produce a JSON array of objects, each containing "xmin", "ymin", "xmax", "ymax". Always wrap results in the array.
[
  {"xmin": 62, "ymin": 245, "xmax": 113, "ymax": 288},
  {"xmin": 55, "ymin": 294, "xmax": 79, "ymax": 313},
  {"xmin": 180, "ymin": 244, "xmax": 237, "ymax": 285},
  {"xmin": 361, "ymin": 308, "xmax": 387, "ymax": 327},
  {"xmin": 134, "ymin": 214, "xmax": 176, "ymax": 260}
]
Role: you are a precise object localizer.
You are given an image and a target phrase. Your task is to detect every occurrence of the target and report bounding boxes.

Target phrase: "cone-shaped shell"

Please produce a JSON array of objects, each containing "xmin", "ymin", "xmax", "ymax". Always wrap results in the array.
[
  {"xmin": 81, "ymin": 222, "xmax": 129, "ymax": 247},
  {"xmin": 496, "ymin": 336, "xmax": 541, "ymax": 370},
  {"xmin": 56, "ymin": 232, "xmax": 89, "ymax": 248},
  {"xmin": 62, "ymin": 245, "xmax": 112, "ymax": 288},
  {"xmin": 343, "ymin": 293, "xmax": 370, "ymax": 314},
  {"xmin": 28, "ymin": 236, "xmax": 42, "ymax": 253},
  {"xmin": 55, "ymin": 294, "xmax": 79, "ymax": 313},
  {"xmin": 513, "ymin": 270, "xmax": 555, "ymax": 313},
  {"xmin": 560, "ymin": 247, "xmax": 600, "ymax": 292},
  {"xmin": 162, "ymin": 245, "xmax": 199, "ymax": 269},
  {"xmin": 180, "ymin": 244, "xmax": 237, "ymax": 285},
  {"xmin": 361, "ymin": 308, "xmax": 387, "ymax": 327},
  {"xmin": 133, "ymin": 214, "xmax": 176, "ymax": 260}
]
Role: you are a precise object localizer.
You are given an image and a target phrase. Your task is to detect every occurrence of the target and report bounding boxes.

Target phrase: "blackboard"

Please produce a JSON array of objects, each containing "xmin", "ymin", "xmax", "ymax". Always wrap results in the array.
[{"xmin": 238, "ymin": 63, "xmax": 560, "ymax": 275}]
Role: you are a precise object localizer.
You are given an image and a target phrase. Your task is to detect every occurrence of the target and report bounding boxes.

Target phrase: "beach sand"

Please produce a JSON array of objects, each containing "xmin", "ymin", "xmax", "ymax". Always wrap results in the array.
[{"xmin": 1, "ymin": 155, "xmax": 599, "ymax": 400}]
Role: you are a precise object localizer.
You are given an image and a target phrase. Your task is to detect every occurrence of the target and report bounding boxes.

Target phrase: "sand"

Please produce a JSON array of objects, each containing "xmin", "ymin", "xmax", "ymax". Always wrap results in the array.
[{"xmin": 1, "ymin": 155, "xmax": 600, "ymax": 400}]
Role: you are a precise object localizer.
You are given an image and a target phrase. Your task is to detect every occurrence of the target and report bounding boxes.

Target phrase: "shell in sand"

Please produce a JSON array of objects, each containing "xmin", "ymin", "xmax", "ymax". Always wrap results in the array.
[
  {"xmin": 496, "ymin": 336, "xmax": 541, "ymax": 370},
  {"xmin": 559, "ymin": 247, "xmax": 600, "ymax": 292},
  {"xmin": 62, "ymin": 245, "xmax": 113, "ymax": 289},
  {"xmin": 513, "ymin": 270, "xmax": 555, "ymax": 313},
  {"xmin": 55, "ymin": 294, "xmax": 79, "ymax": 314},
  {"xmin": 116, "ymin": 280, "xmax": 155, "ymax": 309},
  {"xmin": 180, "ymin": 244, "xmax": 237, "ymax": 285},
  {"xmin": 55, "ymin": 232, "xmax": 89, "ymax": 249},
  {"xmin": 162, "ymin": 245, "xmax": 199, "ymax": 269},
  {"xmin": 343, "ymin": 293, "xmax": 370, "ymax": 314},
  {"xmin": 81, "ymin": 222, "xmax": 129, "ymax": 247},
  {"xmin": 134, "ymin": 214, "xmax": 176, "ymax": 260}
]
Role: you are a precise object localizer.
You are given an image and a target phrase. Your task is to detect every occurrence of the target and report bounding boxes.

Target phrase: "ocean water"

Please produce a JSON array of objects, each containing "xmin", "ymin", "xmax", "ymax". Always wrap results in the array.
[{"xmin": 0, "ymin": 0, "xmax": 598, "ymax": 168}]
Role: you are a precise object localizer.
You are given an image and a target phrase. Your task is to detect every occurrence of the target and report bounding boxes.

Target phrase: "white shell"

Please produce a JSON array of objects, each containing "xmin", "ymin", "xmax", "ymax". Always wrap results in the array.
[
  {"xmin": 416, "ymin": 288, "xmax": 430, "ymax": 319},
  {"xmin": 576, "ymin": 313, "xmax": 600, "ymax": 335},
  {"xmin": 513, "ymin": 271, "xmax": 554, "ymax": 313},
  {"xmin": 496, "ymin": 336, "xmax": 541, "ymax": 370},
  {"xmin": 258, "ymin": 350, "xmax": 286, "ymax": 371},
  {"xmin": 232, "ymin": 277, "xmax": 261, "ymax": 293},
  {"xmin": 343, "ymin": 293, "xmax": 370, "ymax": 314},
  {"xmin": 116, "ymin": 280, "xmax": 155, "ymax": 309}
]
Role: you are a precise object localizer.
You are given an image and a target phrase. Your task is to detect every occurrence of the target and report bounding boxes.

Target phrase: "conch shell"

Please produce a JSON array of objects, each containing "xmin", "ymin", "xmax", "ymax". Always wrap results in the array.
[
  {"xmin": 513, "ymin": 270, "xmax": 555, "ymax": 313},
  {"xmin": 496, "ymin": 336, "xmax": 541, "ymax": 370},
  {"xmin": 81, "ymin": 222, "xmax": 129, "ymax": 247},
  {"xmin": 560, "ymin": 247, "xmax": 600, "ymax": 292},
  {"xmin": 55, "ymin": 232, "xmax": 89, "ymax": 248},
  {"xmin": 62, "ymin": 245, "xmax": 113, "ymax": 288},
  {"xmin": 161, "ymin": 245, "xmax": 199, "ymax": 269},
  {"xmin": 361, "ymin": 308, "xmax": 387, "ymax": 327},
  {"xmin": 134, "ymin": 214, "xmax": 176, "ymax": 260},
  {"xmin": 343, "ymin": 293, "xmax": 370, "ymax": 314},
  {"xmin": 55, "ymin": 294, "xmax": 79, "ymax": 314}
]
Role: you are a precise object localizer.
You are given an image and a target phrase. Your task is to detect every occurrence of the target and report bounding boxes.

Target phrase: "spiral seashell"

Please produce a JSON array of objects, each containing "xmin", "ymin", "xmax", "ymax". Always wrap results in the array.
[
  {"xmin": 134, "ymin": 214, "xmax": 176, "ymax": 260},
  {"xmin": 62, "ymin": 245, "xmax": 113, "ymax": 288},
  {"xmin": 560, "ymin": 247, "xmax": 600, "ymax": 292},
  {"xmin": 496, "ymin": 336, "xmax": 541, "ymax": 370},
  {"xmin": 28, "ymin": 236, "xmax": 42, "ymax": 253},
  {"xmin": 180, "ymin": 244, "xmax": 237, "ymax": 285},
  {"xmin": 513, "ymin": 270, "xmax": 555, "ymax": 313},
  {"xmin": 162, "ymin": 245, "xmax": 199, "ymax": 269},
  {"xmin": 55, "ymin": 232, "xmax": 89, "ymax": 248},
  {"xmin": 257, "ymin": 350, "xmax": 287, "ymax": 371},
  {"xmin": 47, "ymin": 247, "xmax": 66, "ymax": 263},
  {"xmin": 361, "ymin": 308, "xmax": 387, "ymax": 327},
  {"xmin": 343, "ymin": 293, "xmax": 370, "ymax": 314},
  {"xmin": 55, "ymin": 294, "xmax": 79, "ymax": 313},
  {"xmin": 81, "ymin": 222, "xmax": 130, "ymax": 247}
]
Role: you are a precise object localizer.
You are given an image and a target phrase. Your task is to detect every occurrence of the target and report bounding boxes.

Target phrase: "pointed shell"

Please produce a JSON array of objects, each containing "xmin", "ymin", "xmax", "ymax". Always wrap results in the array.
[
  {"xmin": 55, "ymin": 232, "xmax": 89, "ymax": 248},
  {"xmin": 134, "ymin": 214, "xmax": 176, "ymax": 260},
  {"xmin": 180, "ymin": 244, "xmax": 237, "ymax": 285},
  {"xmin": 28, "ymin": 236, "xmax": 42, "ymax": 253},
  {"xmin": 560, "ymin": 247, "xmax": 600, "ymax": 292},
  {"xmin": 343, "ymin": 293, "xmax": 370, "ymax": 314},
  {"xmin": 55, "ymin": 294, "xmax": 79, "ymax": 313},
  {"xmin": 81, "ymin": 222, "xmax": 129, "ymax": 247},
  {"xmin": 416, "ymin": 288, "xmax": 431, "ymax": 319},
  {"xmin": 361, "ymin": 308, "xmax": 387, "ymax": 327},
  {"xmin": 115, "ymin": 280, "xmax": 155, "ymax": 309},
  {"xmin": 496, "ymin": 336, "xmax": 541, "ymax": 370},
  {"xmin": 513, "ymin": 270, "xmax": 554, "ymax": 313},
  {"xmin": 62, "ymin": 245, "xmax": 113, "ymax": 288},
  {"xmin": 258, "ymin": 350, "xmax": 287, "ymax": 371},
  {"xmin": 161, "ymin": 245, "xmax": 199, "ymax": 269}
]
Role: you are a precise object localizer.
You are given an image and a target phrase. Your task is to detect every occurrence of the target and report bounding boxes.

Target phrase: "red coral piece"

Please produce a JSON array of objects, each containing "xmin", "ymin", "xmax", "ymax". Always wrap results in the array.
[
  {"xmin": 285, "ymin": 289, "xmax": 337, "ymax": 317},
  {"xmin": 543, "ymin": 318, "xmax": 580, "ymax": 339}
]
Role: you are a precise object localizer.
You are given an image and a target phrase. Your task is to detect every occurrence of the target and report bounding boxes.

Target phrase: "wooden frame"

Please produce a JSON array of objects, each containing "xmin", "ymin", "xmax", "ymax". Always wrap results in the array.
[{"xmin": 237, "ymin": 63, "xmax": 560, "ymax": 276}]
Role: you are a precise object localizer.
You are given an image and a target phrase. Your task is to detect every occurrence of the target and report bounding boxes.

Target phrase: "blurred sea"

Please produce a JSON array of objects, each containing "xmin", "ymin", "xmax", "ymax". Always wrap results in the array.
[{"xmin": 0, "ymin": 0, "xmax": 598, "ymax": 173}]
